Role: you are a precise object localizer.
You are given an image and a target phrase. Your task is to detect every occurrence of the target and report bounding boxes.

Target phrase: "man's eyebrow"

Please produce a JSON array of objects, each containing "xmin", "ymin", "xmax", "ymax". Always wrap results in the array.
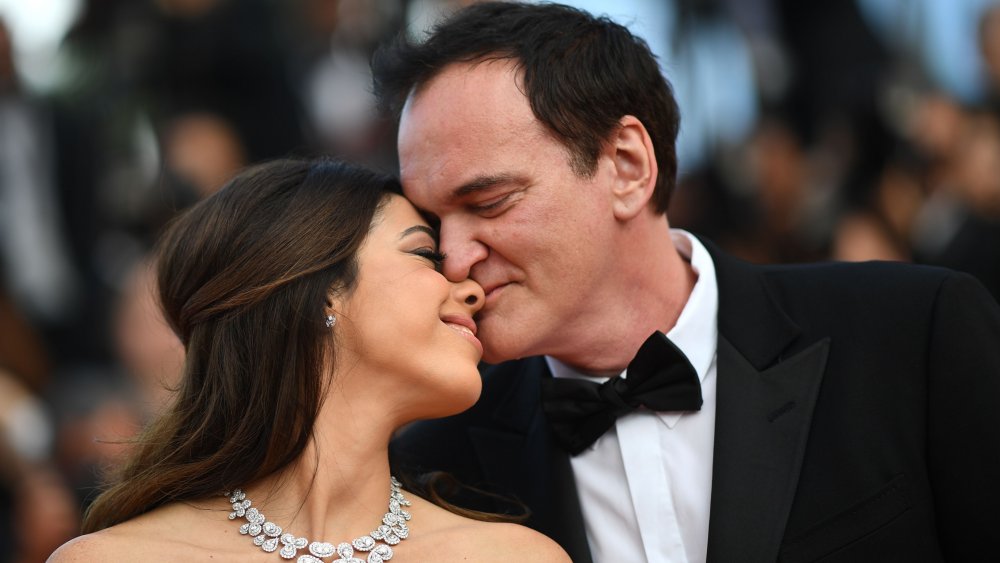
[
  {"xmin": 452, "ymin": 173, "xmax": 523, "ymax": 198},
  {"xmin": 399, "ymin": 225, "xmax": 438, "ymax": 242}
]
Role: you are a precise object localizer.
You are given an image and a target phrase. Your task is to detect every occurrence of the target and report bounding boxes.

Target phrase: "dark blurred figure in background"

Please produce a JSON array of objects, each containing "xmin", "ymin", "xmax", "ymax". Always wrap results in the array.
[
  {"xmin": 43, "ymin": 0, "xmax": 308, "ymax": 375},
  {"xmin": 112, "ymin": 258, "xmax": 184, "ymax": 418},
  {"xmin": 0, "ymin": 18, "xmax": 82, "ymax": 340},
  {"xmin": 830, "ymin": 152, "xmax": 920, "ymax": 263},
  {"xmin": 285, "ymin": 0, "xmax": 403, "ymax": 169},
  {"xmin": 979, "ymin": 2, "xmax": 1000, "ymax": 114},
  {"xmin": 141, "ymin": 0, "xmax": 307, "ymax": 164},
  {"xmin": 29, "ymin": 0, "xmax": 310, "ymax": 517},
  {"xmin": 673, "ymin": 0, "xmax": 1000, "ymax": 305},
  {"xmin": 671, "ymin": 0, "xmax": 893, "ymax": 267},
  {"xmin": 1, "ymin": 21, "xmax": 98, "ymax": 551},
  {"xmin": 911, "ymin": 104, "xmax": 1000, "ymax": 302},
  {"xmin": 0, "ymin": 285, "xmax": 78, "ymax": 563},
  {"xmin": 158, "ymin": 111, "xmax": 247, "ymax": 199}
]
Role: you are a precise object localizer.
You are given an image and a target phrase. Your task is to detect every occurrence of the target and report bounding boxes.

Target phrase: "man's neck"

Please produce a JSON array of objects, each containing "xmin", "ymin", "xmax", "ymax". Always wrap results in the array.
[{"xmin": 545, "ymin": 225, "xmax": 697, "ymax": 376}]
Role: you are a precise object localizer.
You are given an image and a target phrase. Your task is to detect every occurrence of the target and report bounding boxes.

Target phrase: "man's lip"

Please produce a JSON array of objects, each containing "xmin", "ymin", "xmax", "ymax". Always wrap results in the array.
[{"xmin": 481, "ymin": 282, "xmax": 510, "ymax": 299}]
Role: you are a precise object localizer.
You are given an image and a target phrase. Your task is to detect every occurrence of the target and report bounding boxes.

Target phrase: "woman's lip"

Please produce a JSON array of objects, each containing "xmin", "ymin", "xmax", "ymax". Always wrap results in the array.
[
  {"xmin": 445, "ymin": 322, "xmax": 483, "ymax": 356},
  {"xmin": 441, "ymin": 314, "xmax": 477, "ymax": 335}
]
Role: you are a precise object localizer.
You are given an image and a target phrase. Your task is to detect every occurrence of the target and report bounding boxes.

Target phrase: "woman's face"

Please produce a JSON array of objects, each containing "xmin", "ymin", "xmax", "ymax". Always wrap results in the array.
[{"xmin": 334, "ymin": 195, "xmax": 485, "ymax": 421}]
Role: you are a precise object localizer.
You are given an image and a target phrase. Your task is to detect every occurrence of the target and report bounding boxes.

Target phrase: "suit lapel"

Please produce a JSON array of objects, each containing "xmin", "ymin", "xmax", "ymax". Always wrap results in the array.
[
  {"xmin": 707, "ymin": 335, "xmax": 829, "ymax": 562},
  {"xmin": 705, "ymin": 243, "xmax": 830, "ymax": 562},
  {"xmin": 467, "ymin": 357, "xmax": 593, "ymax": 563}
]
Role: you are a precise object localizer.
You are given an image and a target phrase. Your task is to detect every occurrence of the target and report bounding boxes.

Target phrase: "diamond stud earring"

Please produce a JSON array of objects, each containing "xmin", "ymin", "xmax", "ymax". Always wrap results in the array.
[{"xmin": 325, "ymin": 314, "xmax": 336, "ymax": 328}]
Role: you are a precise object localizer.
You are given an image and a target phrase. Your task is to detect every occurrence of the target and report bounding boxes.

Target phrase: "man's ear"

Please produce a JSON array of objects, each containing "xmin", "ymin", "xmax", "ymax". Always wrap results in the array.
[{"xmin": 608, "ymin": 115, "xmax": 658, "ymax": 221}]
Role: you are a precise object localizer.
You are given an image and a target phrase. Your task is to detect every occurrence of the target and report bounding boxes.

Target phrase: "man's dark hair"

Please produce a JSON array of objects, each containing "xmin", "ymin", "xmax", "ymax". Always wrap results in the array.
[{"xmin": 372, "ymin": 1, "xmax": 681, "ymax": 212}]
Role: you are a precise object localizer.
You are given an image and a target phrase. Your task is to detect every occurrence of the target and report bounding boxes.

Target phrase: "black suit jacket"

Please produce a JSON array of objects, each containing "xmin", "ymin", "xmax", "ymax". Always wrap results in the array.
[{"xmin": 392, "ymin": 244, "xmax": 1000, "ymax": 562}]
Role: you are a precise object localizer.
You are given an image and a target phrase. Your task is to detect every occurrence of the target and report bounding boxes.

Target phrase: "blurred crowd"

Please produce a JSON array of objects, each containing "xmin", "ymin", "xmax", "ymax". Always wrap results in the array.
[{"xmin": 1, "ymin": 0, "xmax": 999, "ymax": 560}]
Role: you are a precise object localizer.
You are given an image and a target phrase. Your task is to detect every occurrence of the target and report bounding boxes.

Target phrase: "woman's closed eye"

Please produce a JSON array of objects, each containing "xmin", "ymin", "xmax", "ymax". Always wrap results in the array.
[{"xmin": 412, "ymin": 248, "xmax": 447, "ymax": 272}]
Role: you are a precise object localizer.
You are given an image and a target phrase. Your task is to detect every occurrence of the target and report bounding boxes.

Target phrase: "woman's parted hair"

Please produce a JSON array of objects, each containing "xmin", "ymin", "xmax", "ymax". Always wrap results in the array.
[{"xmin": 83, "ymin": 158, "xmax": 400, "ymax": 532}]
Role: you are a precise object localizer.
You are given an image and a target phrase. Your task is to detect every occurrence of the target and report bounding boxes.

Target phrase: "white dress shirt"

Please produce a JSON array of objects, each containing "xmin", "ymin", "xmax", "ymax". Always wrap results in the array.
[{"xmin": 546, "ymin": 230, "xmax": 719, "ymax": 563}]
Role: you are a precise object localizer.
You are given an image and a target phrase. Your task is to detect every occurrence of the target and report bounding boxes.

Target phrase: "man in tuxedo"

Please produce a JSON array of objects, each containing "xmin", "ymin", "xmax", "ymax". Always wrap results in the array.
[{"xmin": 372, "ymin": 3, "xmax": 1000, "ymax": 562}]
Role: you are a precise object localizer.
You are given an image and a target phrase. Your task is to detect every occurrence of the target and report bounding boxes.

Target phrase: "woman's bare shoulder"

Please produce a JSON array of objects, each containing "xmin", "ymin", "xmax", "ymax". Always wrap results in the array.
[
  {"xmin": 48, "ymin": 528, "xmax": 136, "ymax": 562},
  {"xmin": 48, "ymin": 502, "xmax": 226, "ymax": 562},
  {"xmin": 402, "ymin": 495, "xmax": 570, "ymax": 562},
  {"xmin": 474, "ymin": 521, "xmax": 571, "ymax": 561},
  {"xmin": 419, "ymin": 519, "xmax": 570, "ymax": 562}
]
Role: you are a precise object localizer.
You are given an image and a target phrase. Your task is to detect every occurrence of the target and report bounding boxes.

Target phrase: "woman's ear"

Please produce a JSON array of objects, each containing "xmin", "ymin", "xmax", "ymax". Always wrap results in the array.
[
  {"xmin": 608, "ymin": 115, "xmax": 658, "ymax": 221},
  {"xmin": 325, "ymin": 288, "xmax": 344, "ymax": 322}
]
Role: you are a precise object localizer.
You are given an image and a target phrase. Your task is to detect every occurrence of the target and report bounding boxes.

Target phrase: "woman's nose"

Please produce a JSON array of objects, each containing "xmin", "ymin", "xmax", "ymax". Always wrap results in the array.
[{"xmin": 452, "ymin": 278, "xmax": 485, "ymax": 313}]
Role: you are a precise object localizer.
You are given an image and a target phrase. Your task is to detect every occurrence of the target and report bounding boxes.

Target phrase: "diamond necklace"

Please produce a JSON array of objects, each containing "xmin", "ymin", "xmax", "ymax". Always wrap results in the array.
[{"xmin": 225, "ymin": 476, "xmax": 411, "ymax": 563}]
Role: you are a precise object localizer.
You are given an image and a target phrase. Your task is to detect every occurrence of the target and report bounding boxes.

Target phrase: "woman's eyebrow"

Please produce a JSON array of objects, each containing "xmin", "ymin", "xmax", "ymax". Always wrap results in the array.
[{"xmin": 399, "ymin": 225, "xmax": 438, "ymax": 242}]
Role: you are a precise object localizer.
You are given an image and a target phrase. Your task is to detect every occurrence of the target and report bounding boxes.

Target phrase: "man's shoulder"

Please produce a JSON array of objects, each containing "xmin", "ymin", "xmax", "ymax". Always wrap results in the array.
[
  {"xmin": 704, "ymin": 243, "xmax": 995, "ymax": 337},
  {"xmin": 764, "ymin": 260, "xmax": 981, "ymax": 307},
  {"xmin": 712, "ymin": 248, "xmax": 962, "ymax": 300},
  {"xmin": 480, "ymin": 356, "xmax": 548, "ymax": 391},
  {"xmin": 704, "ymin": 235, "xmax": 948, "ymax": 279},
  {"xmin": 762, "ymin": 258, "xmax": 954, "ymax": 281}
]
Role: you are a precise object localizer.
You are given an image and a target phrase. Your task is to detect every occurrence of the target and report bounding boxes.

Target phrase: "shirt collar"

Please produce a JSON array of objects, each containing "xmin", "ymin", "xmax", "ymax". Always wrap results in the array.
[{"xmin": 666, "ymin": 229, "xmax": 718, "ymax": 386}]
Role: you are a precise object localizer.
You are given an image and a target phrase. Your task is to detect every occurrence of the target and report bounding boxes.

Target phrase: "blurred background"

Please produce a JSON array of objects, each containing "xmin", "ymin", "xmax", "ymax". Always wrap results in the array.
[{"xmin": 1, "ymin": 0, "xmax": 999, "ymax": 559}]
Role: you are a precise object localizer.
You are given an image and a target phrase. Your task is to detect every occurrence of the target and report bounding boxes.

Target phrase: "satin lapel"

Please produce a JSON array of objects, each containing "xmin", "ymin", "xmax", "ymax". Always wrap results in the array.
[
  {"xmin": 706, "ymin": 334, "xmax": 829, "ymax": 563},
  {"xmin": 704, "ymin": 242, "xmax": 830, "ymax": 562},
  {"xmin": 468, "ymin": 357, "xmax": 593, "ymax": 563}
]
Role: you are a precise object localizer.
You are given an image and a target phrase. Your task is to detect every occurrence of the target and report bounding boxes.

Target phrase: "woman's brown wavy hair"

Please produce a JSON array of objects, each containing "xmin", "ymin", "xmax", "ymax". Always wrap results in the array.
[{"xmin": 83, "ymin": 158, "xmax": 398, "ymax": 532}]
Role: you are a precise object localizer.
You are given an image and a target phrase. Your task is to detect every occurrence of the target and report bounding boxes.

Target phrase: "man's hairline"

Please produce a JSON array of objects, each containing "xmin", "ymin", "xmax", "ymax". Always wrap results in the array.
[
  {"xmin": 397, "ymin": 54, "xmax": 610, "ymax": 197},
  {"xmin": 400, "ymin": 54, "xmax": 523, "ymax": 117}
]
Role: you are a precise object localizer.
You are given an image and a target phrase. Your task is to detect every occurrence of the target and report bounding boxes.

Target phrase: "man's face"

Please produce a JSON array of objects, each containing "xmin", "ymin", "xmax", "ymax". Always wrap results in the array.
[{"xmin": 398, "ymin": 60, "xmax": 619, "ymax": 363}]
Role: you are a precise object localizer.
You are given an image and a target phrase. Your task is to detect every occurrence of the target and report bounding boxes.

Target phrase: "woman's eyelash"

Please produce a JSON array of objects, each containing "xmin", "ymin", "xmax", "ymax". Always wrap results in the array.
[{"xmin": 413, "ymin": 249, "xmax": 447, "ymax": 268}]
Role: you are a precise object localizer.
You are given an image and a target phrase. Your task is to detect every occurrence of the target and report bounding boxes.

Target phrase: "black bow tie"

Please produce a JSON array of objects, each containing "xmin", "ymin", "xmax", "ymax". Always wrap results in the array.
[{"xmin": 541, "ymin": 331, "xmax": 703, "ymax": 455}]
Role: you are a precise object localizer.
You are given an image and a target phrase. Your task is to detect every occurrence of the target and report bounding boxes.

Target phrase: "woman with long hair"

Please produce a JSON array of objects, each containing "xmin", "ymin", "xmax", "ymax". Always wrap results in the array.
[{"xmin": 49, "ymin": 159, "xmax": 569, "ymax": 562}]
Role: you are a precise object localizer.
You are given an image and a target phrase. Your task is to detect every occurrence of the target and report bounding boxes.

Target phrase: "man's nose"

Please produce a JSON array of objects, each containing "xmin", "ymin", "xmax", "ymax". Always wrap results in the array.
[{"xmin": 440, "ymin": 222, "xmax": 489, "ymax": 282}]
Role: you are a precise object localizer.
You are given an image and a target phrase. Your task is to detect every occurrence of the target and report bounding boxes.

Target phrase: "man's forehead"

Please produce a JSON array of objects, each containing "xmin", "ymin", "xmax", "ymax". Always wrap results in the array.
[
  {"xmin": 402, "ymin": 59, "xmax": 526, "ymax": 125},
  {"xmin": 398, "ymin": 59, "xmax": 540, "ymax": 210},
  {"xmin": 398, "ymin": 165, "xmax": 480, "ymax": 210}
]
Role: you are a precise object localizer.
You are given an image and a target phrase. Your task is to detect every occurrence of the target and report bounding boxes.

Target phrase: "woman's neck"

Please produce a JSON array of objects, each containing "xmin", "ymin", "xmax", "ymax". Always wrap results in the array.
[{"xmin": 239, "ymin": 392, "xmax": 399, "ymax": 544}]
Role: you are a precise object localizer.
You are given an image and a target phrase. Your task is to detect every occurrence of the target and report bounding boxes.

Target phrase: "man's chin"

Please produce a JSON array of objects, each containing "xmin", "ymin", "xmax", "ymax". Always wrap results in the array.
[
  {"xmin": 479, "ymin": 334, "xmax": 525, "ymax": 365},
  {"xmin": 477, "ymin": 317, "xmax": 534, "ymax": 364},
  {"xmin": 480, "ymin": 347, "xmax": 507, "ymax": 365}
]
